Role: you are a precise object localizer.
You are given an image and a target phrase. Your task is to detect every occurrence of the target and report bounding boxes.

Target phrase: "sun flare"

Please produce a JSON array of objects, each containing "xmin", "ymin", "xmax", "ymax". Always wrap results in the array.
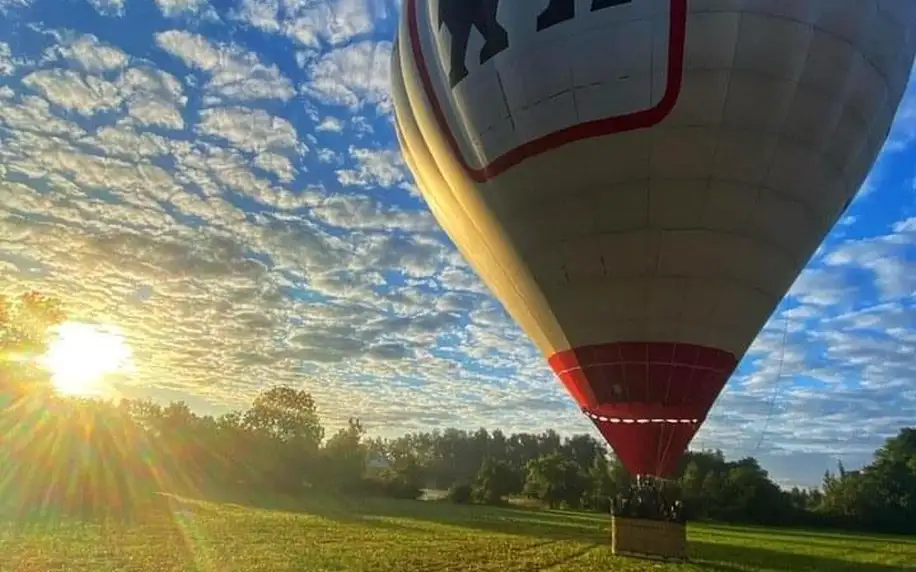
[{"xmin": 41, "ymin": 322, "xmax": 134, "ymax": 396}]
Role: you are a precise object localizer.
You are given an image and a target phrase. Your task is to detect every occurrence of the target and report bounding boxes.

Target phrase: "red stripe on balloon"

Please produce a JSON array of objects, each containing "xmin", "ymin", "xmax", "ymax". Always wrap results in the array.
[
  {"xmin": 548, "ymin": 341, "xmax": 738, "ymax": 476},
  {"xmin": 405, "ymin": 0, "xmax": 688, "ymax": 182}
]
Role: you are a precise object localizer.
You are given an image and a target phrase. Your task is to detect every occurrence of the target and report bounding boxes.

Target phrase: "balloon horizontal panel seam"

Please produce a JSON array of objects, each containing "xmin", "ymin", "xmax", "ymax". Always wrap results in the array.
[
  {"xmin": 470, "ymin": 91, "xmax": 878, "ymax": 147},
  {"xmin": 540, "ymin": 323, "xmax": 770, "ymax": 347},
  {"xmin": 483, "ymin": 141, "xmax": 855, "ymax": 211},
  {"xmin": 462, "ymin": 66, "xmax": 890, "ymax": 116},
  {"xmin": 556, "ymin": 362, "xmax": 730, "ymax": 376},
  {"xmin": 537, "ymin": 275, "xmax": 788, "ymax": 303},
  {"xmin": 526, "ymin": 229, "xmax": 811, "ymax": 266},
  {"xmin": 512, "ymin": 197, "xmax": 827, "ymax": 239},
  {"xmin": 691, "ymin": 4, "xmax": 908, "ymax": 76}
]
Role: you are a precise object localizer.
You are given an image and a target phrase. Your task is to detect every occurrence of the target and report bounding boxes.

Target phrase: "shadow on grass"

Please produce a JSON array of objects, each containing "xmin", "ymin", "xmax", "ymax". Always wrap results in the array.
[
  {"xmin": 160, "ymin": 491, "xmax": 432, "ymax": 535},
  {"xmin": 173, "ymin": 489, "xmax": 611, "ymax": 543},
  {"xmin": 699, "ymin": 522, "xmax": 916, "ymax": 547},
  {"xmin": 690, "ymin": 540, "xmax": 916, "ymax": 572},
  {"xmin": 163, "ymin": 491, "xmax": 916, "ymax": 571},
  {"xmin": 696, "ymin": 526, "xmax": 891, "ymax": 555}
]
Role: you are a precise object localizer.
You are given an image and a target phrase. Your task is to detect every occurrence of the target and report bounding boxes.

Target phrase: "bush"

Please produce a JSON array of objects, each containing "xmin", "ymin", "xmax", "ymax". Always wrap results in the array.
[
  {"xmin": 447, "ymin": 483, "xmax": 473, "ymax": 504},
  {"xmin": 383, "ymin": 476, "xmax": 423, "ymax": 500},
  {"xmin": 472, "ymin": 483, "xmax": 508, "ymax": 506},
  {"xmin": 357, "ymin": 468, "xmax": 423, "ymax": 500}
]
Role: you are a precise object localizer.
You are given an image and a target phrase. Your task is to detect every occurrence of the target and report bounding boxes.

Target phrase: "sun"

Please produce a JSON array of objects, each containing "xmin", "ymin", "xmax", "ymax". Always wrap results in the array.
[{"xmin": 41, "ymin": 322, "xmax": 134, "ymax": 396}]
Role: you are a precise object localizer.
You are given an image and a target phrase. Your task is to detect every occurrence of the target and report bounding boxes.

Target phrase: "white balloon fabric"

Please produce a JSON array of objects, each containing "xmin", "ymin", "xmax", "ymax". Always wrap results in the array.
[{"xmin": 392, "ymin": 0, "xmax": 916, "ymax": 476}]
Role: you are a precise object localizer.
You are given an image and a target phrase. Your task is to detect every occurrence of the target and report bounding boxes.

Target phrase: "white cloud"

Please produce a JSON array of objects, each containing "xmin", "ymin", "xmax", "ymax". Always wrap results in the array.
[
  {"xmin": 884, "ymin": 66, "xmax": 916, "ymax": 152},
  {"xmin": 120, "ymin": 65, "xmax": 187, "ymax": 129},
  {"xmin": 155, "ymin": 0, "xmax": 217, "ymax": 19},
  {"xmin": 239, "ymin": 0, "xmax": 378, "ymax": 47},
  {"xmin": 119, "ymin": 65, "xmax": 185, "ymax": 103},
  {"xmin": 336, "ymin": 145, "xmax": 407, "ymax": 188},
  {"xmin": 316, "ymin": 147, "xmax": 341, "ymax": 164},
  {"xmin": 787, "ymin": 266, "xmax": 855, "ymax": 308},
  {"xmin": 822, "ymin": 230, "xmax": 916, "ymax": 300},
  {"xmin": 310, "ymin": 193, "xmax": 437, "ymax": 234},
  {"xmin": 198, "ymin": 106, "xmax": 302, "ymax": 154},
  {"xmin": 22, "ymin": 70, "xmax": 124, "ymax": 116},
  {"xmin": 45, "ymin": 33, "xmax": 129, "ymax": 72},
  {"xmin": 302, "ymin": 40, "xmax": 392, "ymax": 110},
  {"xmin": 236, "ymin": 0, "xmax": 280, "ymax": 32},
  {"xmin": 893, "ymin": 217, "xmax": 916, "ymax": 233},
  {"xmin": 0, "ymin": 42, "xmax": 15, "ymax": 75},
  {"xmin": 86, "ymin": 0, "xmax": 126, "ymax": 17},
  {"xmin": 155, "ymin": 30, "xmax": 295, "ymax": 103},
  {"xmin": 0, "ymin": 95, "xmax": 86, "ymax": 138},
  {"xmin": 283, "ymin": 0, "xmax": 375, "ymax": 47},
  {"xmin": 254, "ymin": 152, "xmax": 298, "ymax": 183},
  {"xmin": 86, "ymin": 124, "xmax": 174, "ymax": 160},
  {"xmin": 127, "ymin": 97, "xmax": 186, "ymax": 130},
  {"xmin": 0, "ymin": 0, "xmax": 32, "ymax": 13},
  {"xmin": 171, "ymin": 143, "xmax": 315, "ymax": 210},
  {"xmin": 316, "ymin": 116, "xmax": 344, "ymax": 132}
]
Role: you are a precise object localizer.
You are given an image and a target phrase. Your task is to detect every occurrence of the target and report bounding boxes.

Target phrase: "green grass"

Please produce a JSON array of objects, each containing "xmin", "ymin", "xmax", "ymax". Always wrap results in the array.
[{"xmin": 1, "ymin": 493, "xmax": 914, "ymax": 571}]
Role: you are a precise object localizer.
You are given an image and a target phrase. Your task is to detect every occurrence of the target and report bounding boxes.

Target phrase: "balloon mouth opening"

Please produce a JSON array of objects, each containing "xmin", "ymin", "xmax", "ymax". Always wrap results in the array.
[{"xmin": 583, "ymin": 409, "xmax": 698, "ymax": 425}]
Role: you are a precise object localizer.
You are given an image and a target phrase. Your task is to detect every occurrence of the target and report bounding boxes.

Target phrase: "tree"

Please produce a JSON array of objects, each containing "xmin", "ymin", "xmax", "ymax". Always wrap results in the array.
[
  {"xmin": 680, "ymin": 459, "xmax": 706, "ymax": 516},
  {"xmin": 582, "ymin": 453, "xmax": 616, "ymax": 512},
  {"xmin": 869, "ymin": 428, "xmax": 916, "ymax": 530},
  {"xmin": 321, "ymin": 418, "xmax": 368, "ymax": 492},
  {"xmin": 242, "ymin": 386, "xmax": 325, "ymax": 492},
  {"xmin": 720, "ymin": 458, "xmax": 790, "ymax": 524},
  {"xmin": 0, "ymin": 291, "xmax": 66, "ymax": 400},
  {"xmin": 817, "ymin": 428, "xmax": 916, "ymax": 533},
  {"xmin": 562, "ymin": 434, "xmax": 604, "ymax": 473},
  {"xmin": 472, "ymin": 456, "xmax": 515, "ymax": 505},
  {"xmin": 0, "ymin": 291, "xmax": 66, "ymax": 356},
  {"xmin": 819, "ymin": 464, "xmax": 877, "ymax": 528},
  {"xmin": 243, "ymin": 386, "xmax": 324, "ymax": 447},
  {"xmin": 523, "ymin": 453, "xmax": 587, "ymax": 509}
]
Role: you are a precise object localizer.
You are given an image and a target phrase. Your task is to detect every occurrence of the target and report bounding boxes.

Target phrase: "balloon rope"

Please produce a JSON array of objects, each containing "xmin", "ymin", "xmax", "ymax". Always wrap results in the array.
[
  {"xmin": 656, "ymin": 418, "xmax": 679, "ymax": 476},
  {"xmin": 754, "ymin": 307, "xmax": 791, "ymax": 452},
  {"xmin": 656, "ymin": 345, "xmax": 677, "ymax": 472}
]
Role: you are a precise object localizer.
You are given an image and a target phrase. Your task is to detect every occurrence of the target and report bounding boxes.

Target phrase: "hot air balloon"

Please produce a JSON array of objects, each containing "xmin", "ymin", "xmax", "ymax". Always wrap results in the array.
[{"xmin": 391, "ymin": 0, "xmax": 916, "ymax": 479}]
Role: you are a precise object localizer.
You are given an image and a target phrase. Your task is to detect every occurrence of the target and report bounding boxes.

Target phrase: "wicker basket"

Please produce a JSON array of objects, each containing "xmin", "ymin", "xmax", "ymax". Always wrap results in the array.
[{"xmin": 610, "ymin": 515, "xmax": 688, "ymax": 561}]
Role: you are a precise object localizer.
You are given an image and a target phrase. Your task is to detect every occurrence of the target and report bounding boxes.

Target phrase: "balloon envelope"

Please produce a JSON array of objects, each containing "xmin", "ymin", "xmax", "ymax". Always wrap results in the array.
[{"xmin": 392, "ymin": 0, "xmax": 916, "ymax": 476}]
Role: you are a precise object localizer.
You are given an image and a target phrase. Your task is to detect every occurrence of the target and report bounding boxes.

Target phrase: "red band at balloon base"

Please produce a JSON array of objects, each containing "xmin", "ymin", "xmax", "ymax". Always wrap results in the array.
[{"xmin": 548, "ymin": 342, "xmax": 738, "ymax": 477}]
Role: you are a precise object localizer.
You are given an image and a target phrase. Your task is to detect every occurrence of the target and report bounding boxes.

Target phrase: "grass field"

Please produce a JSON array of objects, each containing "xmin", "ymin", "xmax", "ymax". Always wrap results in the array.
[{"xmin": 1, "ymin": 493, "xmax": 914, "ymax": 572}]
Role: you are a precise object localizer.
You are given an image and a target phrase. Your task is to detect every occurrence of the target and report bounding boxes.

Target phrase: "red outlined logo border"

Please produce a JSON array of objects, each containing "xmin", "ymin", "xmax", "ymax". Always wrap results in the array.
[{"xmin": 405, "ymin": 0, "xmax": 687, "ymax": 183}]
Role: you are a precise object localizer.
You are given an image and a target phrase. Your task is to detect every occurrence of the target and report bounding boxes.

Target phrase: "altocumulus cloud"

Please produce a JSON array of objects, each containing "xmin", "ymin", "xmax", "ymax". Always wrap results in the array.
[{"xmin": 1, "ymin": 0, "xmax": 915, "ymax": 488}]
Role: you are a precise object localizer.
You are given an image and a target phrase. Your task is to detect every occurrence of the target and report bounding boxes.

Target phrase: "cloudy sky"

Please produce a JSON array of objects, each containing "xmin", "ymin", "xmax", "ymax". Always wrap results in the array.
[{"xmin": 1, "ymin": 0, "xmax": 914, "ymax": 488}]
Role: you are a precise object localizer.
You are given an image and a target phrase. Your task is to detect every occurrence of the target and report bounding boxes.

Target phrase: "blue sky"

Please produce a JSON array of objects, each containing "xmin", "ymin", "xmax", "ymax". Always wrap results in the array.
[{"xmin": 0, "ymin": 0, "xmax": 914, "ymax": 489}]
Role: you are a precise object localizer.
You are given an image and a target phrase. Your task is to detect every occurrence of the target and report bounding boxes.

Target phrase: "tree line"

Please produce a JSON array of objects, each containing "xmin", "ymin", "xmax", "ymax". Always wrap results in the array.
[{"xmin": 1, "ymin": 291, "xmax": 915, "ymax": 535}]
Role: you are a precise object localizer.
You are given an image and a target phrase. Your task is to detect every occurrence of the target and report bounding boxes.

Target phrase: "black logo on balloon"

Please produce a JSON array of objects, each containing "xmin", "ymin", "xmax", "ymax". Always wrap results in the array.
[
  {"xmin": 537, "ymin": 0, "xmax": 632, "ymax": 30},
  {"xmin": 438, "ymin": 0, "xmax": 508, "ymax": 88},
  {"xmin": 440, "ymin": 0, "xmax": 634, "ymax": 88}
]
